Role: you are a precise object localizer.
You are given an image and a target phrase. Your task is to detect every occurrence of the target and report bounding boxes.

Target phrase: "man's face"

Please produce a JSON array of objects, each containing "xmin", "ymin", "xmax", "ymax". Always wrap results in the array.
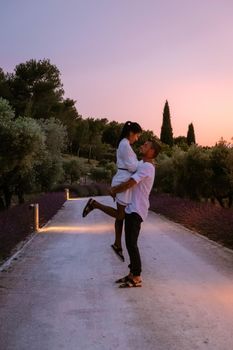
[{"xmin": 140, "ymin": 141, "xmax": 153, "ymax": 157}]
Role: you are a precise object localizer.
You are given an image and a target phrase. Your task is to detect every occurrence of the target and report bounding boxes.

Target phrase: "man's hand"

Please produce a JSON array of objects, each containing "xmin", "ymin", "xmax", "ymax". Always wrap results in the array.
[
  {"xmin": 108, "ymin": 187, "xmax": 116, "ymax": 201},
  {"xmin": 110, "ymin": 179, "xmax": 137, "ymax": 196}
]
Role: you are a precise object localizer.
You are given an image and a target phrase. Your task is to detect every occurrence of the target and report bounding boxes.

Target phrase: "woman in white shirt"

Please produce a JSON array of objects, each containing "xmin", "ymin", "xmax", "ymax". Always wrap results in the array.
[
  {"xmin": 110, "ymin": 121, "xmax": 142, "ymax": 260},
  {"xmin": 82, "ymin": 121, "xmax": 142, "ymax": 261}
]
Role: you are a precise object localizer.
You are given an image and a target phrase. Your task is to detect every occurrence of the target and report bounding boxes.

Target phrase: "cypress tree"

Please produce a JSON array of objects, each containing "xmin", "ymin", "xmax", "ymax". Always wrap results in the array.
[
  {"xmin": 160, "ymin": 100, "xmax": 173, "ymax": 146},
  {"xmin": 187, "ymin": 123, "xmax": 196, "ymax": 145}
]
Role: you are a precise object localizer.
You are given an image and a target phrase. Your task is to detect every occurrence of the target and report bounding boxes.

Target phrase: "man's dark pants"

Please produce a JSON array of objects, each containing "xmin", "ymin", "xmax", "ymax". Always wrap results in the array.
[{"xmin": 125, "ymin": 212, "xmax": 143, "ymax": 276}]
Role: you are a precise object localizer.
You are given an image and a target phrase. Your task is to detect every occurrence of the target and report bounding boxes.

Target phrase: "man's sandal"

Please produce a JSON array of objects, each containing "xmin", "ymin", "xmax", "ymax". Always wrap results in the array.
[
  {"xmin": 111, "ymin": 244, "xmax": 124, "ymax": 262},
  {"xmin": 115, "ymin": 275, "xmax": 131, "ymax": 283},
  {"xmin": 82, "ymin": 198, "xmax": 95, "ymax": 217},
  {"xmin": 119, "ymin": 279, "xmax": 142, "ymax": 288}
]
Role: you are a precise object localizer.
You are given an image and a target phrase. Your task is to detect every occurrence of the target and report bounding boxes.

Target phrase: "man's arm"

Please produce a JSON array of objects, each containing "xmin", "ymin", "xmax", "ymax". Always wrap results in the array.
[
  {"xmin": 109, "ymin": 162, "xmax": 153, "ymax": 198},
  {"xmin": 110, "ymin": 178, "xmax": 137, "ymax": 196}
]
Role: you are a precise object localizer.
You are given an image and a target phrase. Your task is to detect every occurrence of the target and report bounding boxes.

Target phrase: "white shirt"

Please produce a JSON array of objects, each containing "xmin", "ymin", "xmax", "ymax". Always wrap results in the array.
[
  {"xmin": 125, "ymin": 160, "xmax": 155, "ymax": 221},
  {"xmin": 111, "ymin": 138, "xmax": 138, "ymax": 205},
  {"xmin": 116, "ymin": 138, "xmax": 138, "ymax": 173}
]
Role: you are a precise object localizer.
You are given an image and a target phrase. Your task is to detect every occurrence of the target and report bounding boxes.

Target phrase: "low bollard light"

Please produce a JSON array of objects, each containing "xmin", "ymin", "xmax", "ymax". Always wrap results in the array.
[
  {"xmin": 65, "ymin": 188, "xmax": 69, "ymax": 200},
  {"xmin": 29, "ymin": 203, "xmax": 39, "ymax": 232}
]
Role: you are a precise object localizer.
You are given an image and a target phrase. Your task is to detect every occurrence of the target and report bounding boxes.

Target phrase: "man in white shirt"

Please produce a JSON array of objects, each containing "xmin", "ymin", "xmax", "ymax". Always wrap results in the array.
[
  {"xmin": 110, "ymin": 140, "xmax": 161, "ymax": 288},
  {"xmin": 82, "ymin": 139, "xmax": 161, "ymax": 287}
]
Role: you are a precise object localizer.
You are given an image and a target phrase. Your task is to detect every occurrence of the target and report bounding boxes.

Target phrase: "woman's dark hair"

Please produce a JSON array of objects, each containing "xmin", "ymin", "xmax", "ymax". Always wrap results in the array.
[{"xmin": 117, "ymin": 121, "xmax": 142, "ymax": 147}]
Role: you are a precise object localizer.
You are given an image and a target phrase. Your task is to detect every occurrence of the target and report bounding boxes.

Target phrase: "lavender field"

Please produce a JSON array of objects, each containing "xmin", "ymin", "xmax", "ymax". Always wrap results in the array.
[
  {"xmin": 0, "ymin": 192, "xmax": 66, "ymax": 262},
  {"xmin": 150, "ymin": 192, "xmax": 233, "ymax": 249}
]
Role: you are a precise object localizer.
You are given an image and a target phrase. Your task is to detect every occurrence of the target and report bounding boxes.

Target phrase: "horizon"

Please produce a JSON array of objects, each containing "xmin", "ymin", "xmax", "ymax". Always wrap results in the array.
[{"xmin": 1, "ymin": 0, "xmax": 233, "ymax": 146}]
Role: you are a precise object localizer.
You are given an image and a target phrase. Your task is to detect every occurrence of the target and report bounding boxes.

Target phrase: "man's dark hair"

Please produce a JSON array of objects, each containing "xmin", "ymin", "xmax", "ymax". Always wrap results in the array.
[{"xmin": 149, "ymin": 139, "xmax": 162, "ymax": 158}]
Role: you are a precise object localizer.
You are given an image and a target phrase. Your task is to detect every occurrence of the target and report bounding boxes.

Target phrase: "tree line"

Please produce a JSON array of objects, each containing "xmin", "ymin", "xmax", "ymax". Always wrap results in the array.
[
  {"xmin": 160, "ymin": 100, "xmax": 196, "ymax": 147},
  {"xmin": 0, "ymin": 59, "xmax": 157, "ymax": 208},
  {"xmin": 0, "ymin": 59, "xmax": 232, "ymax": 209},
  {"xmin": 156, "ymin": 140, "xmax": 233, "ymax": 208},
  {"xmin": 157, "ymin": 101, "xmax": 233, "ymax": 208}
]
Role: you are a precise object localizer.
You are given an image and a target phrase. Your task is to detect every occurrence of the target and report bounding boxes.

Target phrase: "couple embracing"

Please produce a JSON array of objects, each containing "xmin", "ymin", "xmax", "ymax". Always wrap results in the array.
[{"xmin": 82, "ymin": 121, "xmax": 161, "ymax": 288}]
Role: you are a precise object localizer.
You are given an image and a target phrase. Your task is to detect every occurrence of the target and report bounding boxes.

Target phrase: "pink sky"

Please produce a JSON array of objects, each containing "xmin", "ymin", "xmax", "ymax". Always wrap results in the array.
[{"xmin": 1, "ymin": 0, "xmax": 233, "ymax": 146}]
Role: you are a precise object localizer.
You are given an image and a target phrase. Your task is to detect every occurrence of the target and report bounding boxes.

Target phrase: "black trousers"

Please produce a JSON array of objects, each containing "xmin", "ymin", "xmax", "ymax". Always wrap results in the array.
[{"xmin": 125, "ymin": 212, "xmax": 143, "ymax": 276}]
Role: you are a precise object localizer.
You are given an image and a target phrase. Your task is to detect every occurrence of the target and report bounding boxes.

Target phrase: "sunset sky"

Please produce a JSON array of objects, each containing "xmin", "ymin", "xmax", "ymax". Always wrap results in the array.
[{"xmin": 1, "ymin": 0, "xmax": 233, "ymax": 146}]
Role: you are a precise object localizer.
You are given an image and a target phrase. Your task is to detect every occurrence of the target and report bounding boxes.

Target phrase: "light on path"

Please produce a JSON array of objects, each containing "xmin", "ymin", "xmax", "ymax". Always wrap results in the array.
[{"xmin": 40, "ymin": 223, "xmax": 112, "ymax": 234}]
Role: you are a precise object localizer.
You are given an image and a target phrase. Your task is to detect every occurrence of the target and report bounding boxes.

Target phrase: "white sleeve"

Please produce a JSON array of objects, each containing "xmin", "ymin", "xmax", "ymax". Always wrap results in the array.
[
  {"xmin": 118, "ymin": 141, "xmax": 138, "ymax": 172},
  {"xmin": 131, "ymin": 163, "xmax": 154, "ymax": 183}
]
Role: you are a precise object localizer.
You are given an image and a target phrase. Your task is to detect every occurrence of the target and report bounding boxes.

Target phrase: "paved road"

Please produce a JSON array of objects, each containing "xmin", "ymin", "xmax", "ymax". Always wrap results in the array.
[{"xmin": 0, "ymin": 196, "xmax": 233, "ymax": 350}]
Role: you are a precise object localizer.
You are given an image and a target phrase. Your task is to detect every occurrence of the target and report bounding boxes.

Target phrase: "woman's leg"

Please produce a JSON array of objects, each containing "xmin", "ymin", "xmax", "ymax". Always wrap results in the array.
[
  {"xmin": 113, "ymin": 203, "xmax": 125, "ymax": 248},
  {"xmin": 92, "ymin": 200, "xmax": 125, "ymax": 221},
  {"xmin": 92, "ymin": 200, "xmax": 125, "ymax": 247},
  {"xmin": 84, "ymin": 198, "xmax": 126, "ymax": 260},
  {"xmin": 92, "ymin": 200, "xmax": 117, "ymax": 218}
]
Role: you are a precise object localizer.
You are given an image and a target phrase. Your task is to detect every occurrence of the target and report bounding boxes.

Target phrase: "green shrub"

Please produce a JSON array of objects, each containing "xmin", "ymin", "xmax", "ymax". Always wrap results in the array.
[
  {"xmin": 156, "ymin": 153, "xmax": 174, "ymax": 193},
  {"xmin": 63, "ymin": 159, "xmax": 81, "ymax": 184},
  {"xmin": 90, "ymin": 167, "xmax": 112, "ymax": 183},
  {"xmin": 209, "ymin": 143, "xmax": 233, "ymax": 207}
]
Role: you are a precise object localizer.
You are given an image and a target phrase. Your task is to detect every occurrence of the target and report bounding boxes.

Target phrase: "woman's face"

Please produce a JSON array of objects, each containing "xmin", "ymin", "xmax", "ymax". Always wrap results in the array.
[{"xmin": 128, "ymin": 132, "xmax": 140, "ymax": 144}]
